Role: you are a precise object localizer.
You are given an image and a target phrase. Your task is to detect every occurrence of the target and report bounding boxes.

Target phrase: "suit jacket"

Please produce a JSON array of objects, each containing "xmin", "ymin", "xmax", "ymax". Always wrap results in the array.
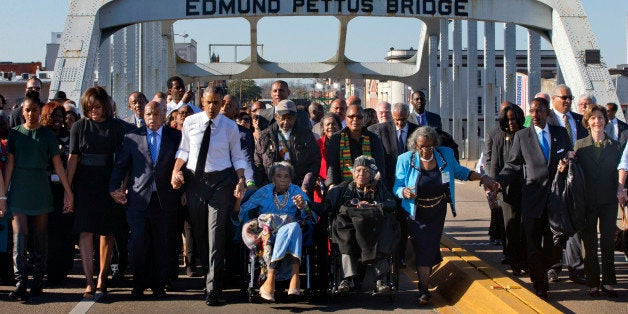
[
  {"xmin": 109, "ymin": 126, "xmax": 183, "ymax": 217},
  {"xmin": 8, "ymin": 105, "xmax": 24, "ymax": 129},
  {"xmin": 325, "ymin": 127, "xmax": 386, "ymax": 186},
  {"xmin": 254, "ymin": 123, "xmax": 321, "ymax": 192},
  {"xmin": 407, "ymin": 110, "xmax": 442, "ymax": 131},
  {"xmin": 257, "ymin": 107, "xmax": 311, "ymax": 131},
  {"xmin": 497, "ymin": 125, "xmax": 572, "ymax": 219},
  {"xmin": 606, "ymin": 119, "xmax": 628, "ymax": 146},
  {"xmin": 574, "ymin": 135, "xmax": 621, "ymax": 205},
  {"xmin": 547, "ymin": 110, "xmax": 587, "ymax": 142},
  {"xmin": 368, "ymin": 121, "xmax": 418, "ymax": 188},
  {"xmin": 117, "ymin": 117, "xmax": 137, "ymax": 134}
]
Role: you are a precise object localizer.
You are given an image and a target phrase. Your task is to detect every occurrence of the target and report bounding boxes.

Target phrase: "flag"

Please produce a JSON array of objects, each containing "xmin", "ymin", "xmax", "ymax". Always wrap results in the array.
[{"xmin": 516, "ymin": 73, "xmax": 528, "ymax": 113}]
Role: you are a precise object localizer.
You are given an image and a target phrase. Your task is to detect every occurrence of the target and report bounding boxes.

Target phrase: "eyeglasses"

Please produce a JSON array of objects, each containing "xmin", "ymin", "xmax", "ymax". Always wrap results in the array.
[
  {"xmin": 418, "ymin": 146, "xmax": 434, "ymax": 152},
  {"xmin": 554, "ymin": 95, "xmax": 573, "ymax": 101},
  {"xmin": 346, "ymin": 115, "xmax": 363, "ymax": 119}
]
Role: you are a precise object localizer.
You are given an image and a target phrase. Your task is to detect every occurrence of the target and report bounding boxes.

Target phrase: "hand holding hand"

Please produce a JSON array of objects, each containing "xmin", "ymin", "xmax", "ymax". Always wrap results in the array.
[
  {"xmin": 557, "ymin": 159, "xmax": 569, "ymax": 173},
  {"xmin": 234, "ymin": 180, "xmax": 246, "ymax": 199},
  {"xmin": 171, "ymin": 171, "xmax": 185, "ymax": 189},
  {"xmin": 402, "ymin": 187, "xmax": 416, "ymax": 200},
  {"xmin": 110, "ymin": 189, "xmax": 127, "ymax": 205},
  {"xmin": 617, "ymin": 187, "xmax": 627, "ymax": 206},
  {"xmin": 63, "ymin": 190, "xmax": 74, "ymax": 213}
]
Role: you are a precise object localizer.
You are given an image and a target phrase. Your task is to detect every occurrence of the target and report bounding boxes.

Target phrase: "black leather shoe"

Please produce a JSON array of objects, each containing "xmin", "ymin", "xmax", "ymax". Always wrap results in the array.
[
  {"xmin": 205, "ymin": 290, "xmax": 221, "ymax": 306},
  {"xmin": 131, "ymin": 288, "xmax": 144, "ymax": 300},
  {"xmin": 111, "ymin": 270, "xmax": 125, "ymax": 281},
  {"xmin": 536, "ymin": 290, "xmax": 549, "ymax": 301},
  {"xmin": 601, "ymin": 285, "xmax": 618, "ymax": 298},
  {"xmin": 152, "ymin": 288, "xmax": 167, "ymax": 299},
  {"xmin": 512, "ymin": 269, "xmax": 523, "ymax": 276},
  {"xmin": 569, "ymin": 275, "xmax": 587, "ymax": 285}
]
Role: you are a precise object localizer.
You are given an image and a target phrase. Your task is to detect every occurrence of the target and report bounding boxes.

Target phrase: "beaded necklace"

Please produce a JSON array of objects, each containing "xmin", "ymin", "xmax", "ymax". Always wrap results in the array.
[{"xmin": 273, "ymin": 190, "xmax": 290, "ymax": 210}]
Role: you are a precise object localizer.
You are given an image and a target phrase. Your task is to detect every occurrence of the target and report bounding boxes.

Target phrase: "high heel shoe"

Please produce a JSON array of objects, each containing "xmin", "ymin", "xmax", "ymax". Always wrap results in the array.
[
  {"xmin": 259, "ymin": 285, "xmax": 275, "ymax": 302},
  {"xmin": 83, "ymin": 286, "xmax": 96, "ymax": 299},
  {"xmin": 287, "ymin": 288, "xmax": 301, "ymax": 296},
  {"xmin": 601, "ymin": 285, "xmax": 618, "ymax": 298},
  {"xmin": 97, "ymin": 277, "xmax": 108, "ymax": 294}
]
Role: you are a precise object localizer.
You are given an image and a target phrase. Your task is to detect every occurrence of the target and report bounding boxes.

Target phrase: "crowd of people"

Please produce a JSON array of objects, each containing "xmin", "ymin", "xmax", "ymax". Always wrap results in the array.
[{"xmin": 0, "ymin": 77, "xmax": 623, "ymax": 308}]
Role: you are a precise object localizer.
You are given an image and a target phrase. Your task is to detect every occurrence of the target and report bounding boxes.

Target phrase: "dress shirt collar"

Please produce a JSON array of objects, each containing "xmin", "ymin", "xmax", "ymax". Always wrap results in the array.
[
  {"xmin": 201, "ymin": 112, "xmax": 223, "ymax": 126},
  {"xmin": 396, "ymin": 123, "xmax": 409, "ymax": 133},
  {"xmin": 533, "ymin": 124, "xmax": 550, "ymax": 136},
  {"xmin": 552, "ymin": 108, "xmax": 573, "ymax": 121},
  {"xmin": 147, "ymin": 125, "xmax": 163, "ymax": 137}
]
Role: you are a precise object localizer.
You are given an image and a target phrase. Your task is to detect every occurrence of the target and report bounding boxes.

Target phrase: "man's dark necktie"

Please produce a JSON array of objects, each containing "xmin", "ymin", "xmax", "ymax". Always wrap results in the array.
[
  {"xmin": 397, "ymin": 129, "xmax": 405, "ymax": 154},
  {"xmin": 195, "ymin": 120, "xmax": 212, "ymax": 178}
]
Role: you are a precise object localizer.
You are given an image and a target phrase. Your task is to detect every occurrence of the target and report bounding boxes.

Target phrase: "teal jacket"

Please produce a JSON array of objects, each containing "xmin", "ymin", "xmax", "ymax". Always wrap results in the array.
[{"xmin": 393, "ymin": 146, "xmax": 471, "ymax": 219}]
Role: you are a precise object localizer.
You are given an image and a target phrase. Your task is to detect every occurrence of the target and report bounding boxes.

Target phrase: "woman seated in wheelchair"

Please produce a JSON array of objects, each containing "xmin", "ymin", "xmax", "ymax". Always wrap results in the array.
[
  {"xmin": 326, "ymin": 155, "xmax": 399, "ymax": 294},
  {"xmin": 239, "ymin": 161, "xmax": 317, "ymax": 302}
]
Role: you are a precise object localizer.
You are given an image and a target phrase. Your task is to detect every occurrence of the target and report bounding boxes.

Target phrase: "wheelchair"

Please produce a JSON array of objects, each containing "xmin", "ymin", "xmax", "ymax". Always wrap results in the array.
[
  {"xmin": 327, "ymin": 203, "xmax": 401, "ymax": 302},
  {"xmin": 240, "ymin": 207, "xmax": 318, "ymax": 303}
]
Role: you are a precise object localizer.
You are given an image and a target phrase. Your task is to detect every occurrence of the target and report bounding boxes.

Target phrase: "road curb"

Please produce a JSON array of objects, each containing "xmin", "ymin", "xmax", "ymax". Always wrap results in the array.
[{"xmin": 403, "ymin": 235, "xmax": 561, "ymax": 313}]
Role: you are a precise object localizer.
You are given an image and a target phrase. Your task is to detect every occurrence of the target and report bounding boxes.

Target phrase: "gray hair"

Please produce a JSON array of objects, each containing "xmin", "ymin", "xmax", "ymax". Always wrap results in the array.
[
  {"xmin": 268, "ymin": 161, "xmax": 295, "ymax": 182},
  {"xmin": 392, "ymin": 102, "xmax": 410, "ymax": 115},
  {"xmin": 577, "ymin": 93, "xmax": 596, "ymax": 104},
  {"xmin": 407, "ymin": 126, "xmax": 440, "ymax": 151},
  {"xmin": 552, "ymin": 84, "xmax": 571, "ymax": 96},
  {"xmin": 224, "ymin": 94, "xmax": 241, "ymax": 109}
]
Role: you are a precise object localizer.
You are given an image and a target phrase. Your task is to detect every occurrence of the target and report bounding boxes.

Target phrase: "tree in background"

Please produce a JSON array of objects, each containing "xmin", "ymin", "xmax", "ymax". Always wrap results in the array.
[
  {"xmin": 226, "ymin": 79, "xmax": 262, "ymax": 104},
  {"xmin": 291, "ymin": 86, "xmax": 310, "ymax": 99}
]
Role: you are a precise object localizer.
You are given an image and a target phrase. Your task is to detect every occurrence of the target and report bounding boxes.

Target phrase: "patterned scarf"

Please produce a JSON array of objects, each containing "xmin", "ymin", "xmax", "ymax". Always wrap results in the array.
[{"xmin": 339, "ymin": 130, "xmax": 371, "ymax": 181}]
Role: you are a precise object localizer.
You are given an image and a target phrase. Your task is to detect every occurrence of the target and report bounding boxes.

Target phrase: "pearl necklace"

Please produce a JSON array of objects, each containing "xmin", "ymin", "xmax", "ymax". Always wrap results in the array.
[
  {"xmin": 273, "ymin": 190, "xmax": 290, "ymax": 210},
  {"xmin": 420, "ymin": 154, "xmax": 434, "ymax": 162}
]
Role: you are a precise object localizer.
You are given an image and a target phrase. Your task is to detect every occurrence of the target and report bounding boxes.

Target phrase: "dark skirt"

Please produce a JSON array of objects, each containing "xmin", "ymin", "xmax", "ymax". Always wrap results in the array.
[
  {"xmin": 408, "ymin": 167, "xmax": 449, "ymax": 267},
  {"xmin": 73, "ymin": 164, "xmax": 123, "ymax": 235}
]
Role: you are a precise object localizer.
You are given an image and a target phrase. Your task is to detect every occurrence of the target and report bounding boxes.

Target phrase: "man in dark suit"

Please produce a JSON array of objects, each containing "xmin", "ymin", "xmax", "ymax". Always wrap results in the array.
[
  {"xmin": 254, "ymin": 100, "xmax": 321, "ymax": 195},
  {"xmin": 605, "ymin": 102, "xmax": 628, "ymax": 146},
  {"xmin": 257, "ymin": 80, "xmax": 311, "ymax": 131},
  {"xmin": 546, "ymin": 84, "xmax": 587, "ymax": 284},
  {"xmin": 124, "ymin": 92, "xmax": 148, "ymax": 128},
  {"xmin": 407, "ymin": 91, "xmax": 442, "ymax": 131},
  {"xmin": 497, "ymin": 97, "xmax": 572, "ymax": 300},
  {"xmin": 368, "ymin": 102, "xmax": 417, "ymax": 268},
  {"xmin": 109, "ymin": 101, "xmax": 182, "ymax": 299}
]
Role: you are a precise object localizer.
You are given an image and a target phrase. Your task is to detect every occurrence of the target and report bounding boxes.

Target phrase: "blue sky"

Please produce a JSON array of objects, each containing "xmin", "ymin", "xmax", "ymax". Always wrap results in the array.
[{"xmin": 0, "ymin": 0, "xmax": 626, "ymax": 67}]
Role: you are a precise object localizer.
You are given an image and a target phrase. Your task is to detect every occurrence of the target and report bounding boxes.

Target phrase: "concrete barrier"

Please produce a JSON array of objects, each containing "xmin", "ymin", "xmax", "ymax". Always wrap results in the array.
[{"xmin": 403, "ymin": 235, "xmax": 561, "ymax": 313}]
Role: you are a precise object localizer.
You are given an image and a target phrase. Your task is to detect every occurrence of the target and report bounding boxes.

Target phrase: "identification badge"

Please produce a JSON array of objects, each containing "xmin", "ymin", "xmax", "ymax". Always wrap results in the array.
[{"xmin": 441, "ymin": 172, "xmax": 450, "ymax": 184}]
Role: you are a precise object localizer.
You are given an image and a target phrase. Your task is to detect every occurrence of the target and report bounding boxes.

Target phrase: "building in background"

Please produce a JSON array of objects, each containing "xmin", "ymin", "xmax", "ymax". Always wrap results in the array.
[
  {"xmin": 175, "ymin": 39, "xmax": 198, "ymax": 63},
  {"xmin": 45, "ymin": 32, "xmax": 62, "ymax": 71}
]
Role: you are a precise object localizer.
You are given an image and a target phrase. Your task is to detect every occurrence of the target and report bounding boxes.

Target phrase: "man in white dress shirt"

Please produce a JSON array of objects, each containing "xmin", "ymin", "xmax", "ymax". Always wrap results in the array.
[{"xmin": 170, "ymin": 86, "xmax": 247, "ymax": 306}]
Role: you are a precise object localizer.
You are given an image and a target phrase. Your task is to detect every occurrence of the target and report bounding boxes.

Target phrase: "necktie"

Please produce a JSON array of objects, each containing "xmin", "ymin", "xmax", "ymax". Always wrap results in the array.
[
  {"xmin": 397, "ymin": 129, "xmax": 405, "ymax": 154},
  {"xmin": 562, "ymin": 114, "xmax": 574, "ymax": 144},
  {"xmin": 418, "ymin": 113, "xmax": 424, "ymax": 126},
  {"xmin": 539, "ymin": 130, "xmax": 550, "ymax": 161},
  {"xmin": 195, "ymin": 120, "xmax": 212, "ymax": 177},
  {"xmin": 148, "ymin": 132, "xmax": 158, "ymax": 164}
]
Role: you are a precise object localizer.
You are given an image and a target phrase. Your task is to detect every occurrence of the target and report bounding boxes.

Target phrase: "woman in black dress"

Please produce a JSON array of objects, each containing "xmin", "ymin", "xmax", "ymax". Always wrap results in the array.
[
  {"xmin": 67, "ymin": 87, "xmax": 126, "ymax": 298},
  {"xmin": 483, "ymin": 104, "xmax": 526, "ymax": 275}
]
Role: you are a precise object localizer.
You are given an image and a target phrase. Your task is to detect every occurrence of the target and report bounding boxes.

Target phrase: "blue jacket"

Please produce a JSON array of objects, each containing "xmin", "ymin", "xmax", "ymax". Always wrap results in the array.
[{"xmin": 393, "ymin": 146, "xmax": 471, "ymax": 219}]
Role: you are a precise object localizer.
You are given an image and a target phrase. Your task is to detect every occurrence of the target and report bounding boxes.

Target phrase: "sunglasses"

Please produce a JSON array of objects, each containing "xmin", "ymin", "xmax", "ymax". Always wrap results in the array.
[{"xmin": 554, "ymin": 95, "xmax": 573, "ymax": 101}]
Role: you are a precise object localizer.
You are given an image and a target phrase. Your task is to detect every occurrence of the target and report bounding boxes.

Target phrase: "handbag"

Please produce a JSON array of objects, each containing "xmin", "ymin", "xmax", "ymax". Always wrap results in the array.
[{"xmin": 614, "ymin": 205, "xmax": 628, "ymax": 258}]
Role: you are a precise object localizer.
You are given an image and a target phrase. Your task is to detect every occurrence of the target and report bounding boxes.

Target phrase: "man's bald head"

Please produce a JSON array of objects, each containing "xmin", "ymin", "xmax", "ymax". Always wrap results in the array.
[{"xmin": 346, "ymin": 95, "xmax": 361, "ymax": 106}]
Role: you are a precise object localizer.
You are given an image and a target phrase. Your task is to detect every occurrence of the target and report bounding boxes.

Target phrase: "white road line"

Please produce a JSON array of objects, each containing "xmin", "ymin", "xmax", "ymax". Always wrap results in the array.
[{"xmin": 69, "ymin": 293, "xmax": 102, "ymax": 314}]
